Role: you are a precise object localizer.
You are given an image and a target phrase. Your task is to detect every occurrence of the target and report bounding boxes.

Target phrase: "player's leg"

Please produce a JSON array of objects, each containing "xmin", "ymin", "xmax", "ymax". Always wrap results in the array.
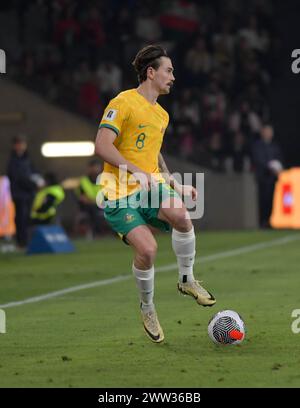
[
  {"xmin": 158, "ymin": 195, "xmax": 216, "ymax": 306},
  {"xmin": 126, "ymin": 225, "xmax": 164, "ymax": 343},
  {"xmin": 158, "ymin": 196, "xmax": 196, "ymax": 283},
  {"xmin": 104, "ymin": 194, "xmax": 164, "ymax": 342}
]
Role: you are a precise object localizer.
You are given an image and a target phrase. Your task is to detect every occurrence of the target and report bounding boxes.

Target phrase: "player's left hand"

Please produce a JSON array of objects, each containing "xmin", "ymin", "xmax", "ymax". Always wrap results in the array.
[{"xmin": 180, "ymin": 185, "xmax": 198, "ymax": 201}]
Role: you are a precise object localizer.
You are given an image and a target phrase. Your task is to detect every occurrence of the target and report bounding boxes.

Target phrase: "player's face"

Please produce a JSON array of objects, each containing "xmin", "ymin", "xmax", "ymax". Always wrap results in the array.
[{"xmin": 153, "ymin": 57, "xmax": 175, "ymax": 95}]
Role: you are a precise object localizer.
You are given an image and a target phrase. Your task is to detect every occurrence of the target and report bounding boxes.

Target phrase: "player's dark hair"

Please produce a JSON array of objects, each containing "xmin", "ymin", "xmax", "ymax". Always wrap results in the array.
[{"xmin": 132, "ymin": 44, "xmax": 169, "ymax": 83}]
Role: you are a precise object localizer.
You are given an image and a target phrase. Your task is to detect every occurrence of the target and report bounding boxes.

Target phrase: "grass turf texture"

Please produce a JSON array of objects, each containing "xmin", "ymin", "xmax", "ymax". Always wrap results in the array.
[{"xmin": 0, "ymin": 230, "xmax": 300, "ymax": 388}]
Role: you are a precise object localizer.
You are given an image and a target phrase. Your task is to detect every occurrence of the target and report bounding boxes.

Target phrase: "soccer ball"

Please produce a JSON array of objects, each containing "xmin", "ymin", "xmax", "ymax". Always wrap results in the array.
[{"xmin": 208, "ymin": 310, "xmax": 245, "ymax": 345}]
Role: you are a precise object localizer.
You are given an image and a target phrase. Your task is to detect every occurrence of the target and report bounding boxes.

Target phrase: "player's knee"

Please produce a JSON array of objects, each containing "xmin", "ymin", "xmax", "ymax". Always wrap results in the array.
[
  {"xmin": 172, "ymin": 211, "xmax": 192, "ymax": 231},
  {"xmin": 138, "ymin": 242, "xmax": 157, "ymax": 265}
]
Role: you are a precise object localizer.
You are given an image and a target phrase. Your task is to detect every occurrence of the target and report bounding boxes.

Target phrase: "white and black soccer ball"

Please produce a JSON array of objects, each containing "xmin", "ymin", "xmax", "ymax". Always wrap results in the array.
[{"xmin": 208, "ymin": 310, "xmax": 245, "ymax": 345}]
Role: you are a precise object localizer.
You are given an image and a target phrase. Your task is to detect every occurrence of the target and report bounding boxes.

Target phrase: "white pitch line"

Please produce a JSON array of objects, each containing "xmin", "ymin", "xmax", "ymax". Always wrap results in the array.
[{"xmin": 0, "ymin": 234, "xmax": 299, "ymax": 309}]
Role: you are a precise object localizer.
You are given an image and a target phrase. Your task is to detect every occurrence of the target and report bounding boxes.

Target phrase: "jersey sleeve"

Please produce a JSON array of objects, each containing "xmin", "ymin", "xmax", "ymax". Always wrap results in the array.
[{"xmin": 99, "ymin": 97, "xmax": 129, "ymax": 136}]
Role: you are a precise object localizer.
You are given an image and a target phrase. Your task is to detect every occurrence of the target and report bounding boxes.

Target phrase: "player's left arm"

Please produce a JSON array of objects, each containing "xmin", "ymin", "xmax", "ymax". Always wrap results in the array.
[{"xmin": 158, "ymin": 153, "xmax": 197, "ymax": 201}]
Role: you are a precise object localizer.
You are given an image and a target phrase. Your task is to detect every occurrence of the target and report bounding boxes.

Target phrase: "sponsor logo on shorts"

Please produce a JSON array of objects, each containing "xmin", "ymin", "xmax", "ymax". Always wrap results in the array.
[{"xmin": 124, "ymin": 213, "xmax": 135, "ymax": 223}]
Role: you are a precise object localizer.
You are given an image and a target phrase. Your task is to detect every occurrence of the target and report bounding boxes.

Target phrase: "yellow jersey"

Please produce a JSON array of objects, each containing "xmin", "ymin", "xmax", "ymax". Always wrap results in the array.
[{"xmin": 98, "ymin": 89, "xmax": 169, "ymax": 200}]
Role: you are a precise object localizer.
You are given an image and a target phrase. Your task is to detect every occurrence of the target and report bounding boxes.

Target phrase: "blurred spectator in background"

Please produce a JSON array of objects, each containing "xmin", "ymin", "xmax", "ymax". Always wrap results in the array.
[
  {"xmin": 228, "ymin": 131, "xmax": 251, "ymax": 173},
  {"xmin": 178, "ymin": 124, "xmax": 195, "ymax": 161},
  {"xmin": 206, "ymin": 132, "xmax": 225, "ymax": 172},
  {"xmin": 243, "ymin": 83, "xmax": 269, "ymax": 118},
  {"xmin": 159, "ymin": 0, "xmax": 199, "ymax": 40},
  {"xmin": 0, "ymin": 176, "xmax": 16, "ymax": 253},
  {"xmin": 96, "ymin": 60, "xmax": 122, "ymax": 102},
  {"xmin": 213, "ymin": 21, "xmax": 235, "ymax": 61},
  {"xmin": 82, "ymin": 5, "xmax": 106, "ymax": 66},
  {"xmin": 7, "ymin": 135, "xmax": 37, "ymax": 247},
  {"xmin": 238, "ymin": 15, "xmax": 270, "ymax": 53},
  {"xmin": 53, "ymin": 5, "xmax": 81, "ymax": 51},
  {"xmin": 172, "ymin": 88, "xmax": 200, "ymax": 128},
  {"xmin": 251, "ymin": 124, "xmax": 283, "ymax": 228},
  {"xmin": 73, "ymin": 59, "xmax": 92, "ymax": 89},
  {"xmin": 202, "ymin": 74, "xmax": 227, "ymax": 137},
  {"xmin": 135, "ymin": 7, "xmax": 162, "ymax": 42},
  {"xmin": 75, "ymin": 159, "xmax": 105, "ymax": 238},
  {"xmin": 184, "ymin": 37, "xmax": 212, "ymax": 86},
  {"xmin": 30, "ymin": 172, "xmax": 65, "ymax": 225},
  {"xmin": 228, "ymin": 100, "xmax": 261, "ymax": 140},
  {"xmin": 77, "ymin": 73, "xmax": 101, "ymax": 119}
]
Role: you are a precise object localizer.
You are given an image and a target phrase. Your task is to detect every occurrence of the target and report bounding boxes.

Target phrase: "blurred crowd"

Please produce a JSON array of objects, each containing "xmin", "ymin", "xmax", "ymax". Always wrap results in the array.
[
  {"xmin": 1, "ymin": 135, "xmax": 106, "ymax": 250},
  {"xmin": 2, "ymin": 0, "xmax": 283, "ymax": 172}
]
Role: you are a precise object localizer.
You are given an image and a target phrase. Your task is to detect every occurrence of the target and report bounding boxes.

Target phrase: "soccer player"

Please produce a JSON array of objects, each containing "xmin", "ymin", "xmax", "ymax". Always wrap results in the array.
[{"xmin": 95, "ymin": 45, "xmax": 216, "ymax": 343}]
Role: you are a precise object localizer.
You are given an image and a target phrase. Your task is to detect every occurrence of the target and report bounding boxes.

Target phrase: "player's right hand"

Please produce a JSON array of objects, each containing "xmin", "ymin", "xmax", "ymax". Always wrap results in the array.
[{"xmin": 132, "ymin": 171, "xmax": 157, "ymax": 191}]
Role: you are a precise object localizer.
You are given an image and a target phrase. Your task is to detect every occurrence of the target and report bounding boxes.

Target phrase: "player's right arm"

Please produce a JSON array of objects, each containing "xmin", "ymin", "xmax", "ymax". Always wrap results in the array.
[
  {"xmin": 95, "ymin": 125, "xmax": 154, "ymax": 190},
  {"xmin": 95, "ymin": 127, "xmax": 140, "ymax": 174},
  {"xmin": 95, "ymin": 97, "xmax": 158, "ymax": 190}
]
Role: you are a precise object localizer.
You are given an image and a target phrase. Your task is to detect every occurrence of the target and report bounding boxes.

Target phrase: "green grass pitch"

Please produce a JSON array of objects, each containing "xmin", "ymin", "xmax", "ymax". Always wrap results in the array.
[{"xmin": 0, "ymin": 230, "xmax": 300, "ymax": 388}]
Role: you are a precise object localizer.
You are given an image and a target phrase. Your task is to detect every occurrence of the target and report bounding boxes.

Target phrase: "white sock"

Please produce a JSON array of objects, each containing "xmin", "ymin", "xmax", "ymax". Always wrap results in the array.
[
  {"xmin": 172, "ymin": 226, "xmax": 195, "ymax": 284},
  {"xmin": 132, "ymin": 263, "xmax": 155, "ymax": 313}
]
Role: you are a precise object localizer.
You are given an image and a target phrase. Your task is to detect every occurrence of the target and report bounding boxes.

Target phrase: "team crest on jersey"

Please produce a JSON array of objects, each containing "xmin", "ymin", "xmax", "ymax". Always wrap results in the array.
[
  {"xmin": 104, "ymin": 109, "xmax": 117, "ymax": 121},
  {"xmin": 124, "ymin": 213, "xmax": 135, "ymax": 223}
]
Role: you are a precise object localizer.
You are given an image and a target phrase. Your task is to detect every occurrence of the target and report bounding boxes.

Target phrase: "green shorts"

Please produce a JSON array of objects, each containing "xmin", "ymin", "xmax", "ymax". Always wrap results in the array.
[{"xmin": 103, "ymin": 183, "xmax": 180, "ymax": 243}]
